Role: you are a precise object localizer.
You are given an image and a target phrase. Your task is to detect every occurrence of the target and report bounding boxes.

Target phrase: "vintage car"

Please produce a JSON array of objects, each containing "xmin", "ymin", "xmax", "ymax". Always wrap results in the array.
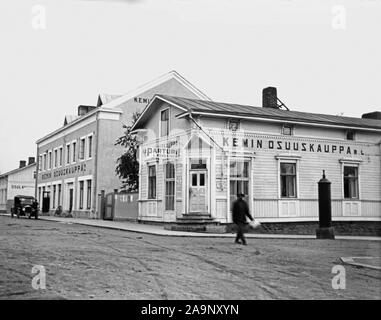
[{"xmin": 11, "ymin": 195, "xmax": 39, "ymax": 219}]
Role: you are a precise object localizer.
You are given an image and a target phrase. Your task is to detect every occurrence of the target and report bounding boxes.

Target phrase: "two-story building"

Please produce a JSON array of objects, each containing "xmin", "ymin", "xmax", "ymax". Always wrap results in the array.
[
  {"xmin": 131, "ymin": 89, "xmax": 381, "ymax": 226},
  {"xmin": 35, "ymin": 71, "xmax": 210, "ymax": 218},
  {"xmin": 0, "ymin": 158, "xmax": 36, "ymax": 213}
]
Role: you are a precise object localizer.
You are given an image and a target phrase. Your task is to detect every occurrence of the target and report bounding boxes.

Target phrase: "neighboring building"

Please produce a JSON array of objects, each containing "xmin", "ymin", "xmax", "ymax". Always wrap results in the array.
[
  {"xmin": 35, "ymin": 71, "xmax": 210, "ymax": 218},
  {"xmin": 0, "ymin": 158, "xmax": 36, "ymax": 213},
  {"xmin": 131, "ymin": 89, "xmax": 381, "ymax": 225}
]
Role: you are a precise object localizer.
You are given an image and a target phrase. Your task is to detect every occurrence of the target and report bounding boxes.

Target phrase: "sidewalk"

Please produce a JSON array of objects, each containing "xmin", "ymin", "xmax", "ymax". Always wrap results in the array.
[{"xmin": 5, "ymin": 214, "xmax": 378, "ymax": 241}]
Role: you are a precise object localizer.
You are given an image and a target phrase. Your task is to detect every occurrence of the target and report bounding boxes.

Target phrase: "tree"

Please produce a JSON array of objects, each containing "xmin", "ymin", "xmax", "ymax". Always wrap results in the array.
[{"xmin": 115, "ymin": 112, "xmax": 141, "ymax": 191}]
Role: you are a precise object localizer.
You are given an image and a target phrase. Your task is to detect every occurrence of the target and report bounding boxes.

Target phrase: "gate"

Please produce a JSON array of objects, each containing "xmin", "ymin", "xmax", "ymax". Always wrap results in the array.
[{"xmin": 103, "ymin": 192, "xmax": 115, "ymax": 220}]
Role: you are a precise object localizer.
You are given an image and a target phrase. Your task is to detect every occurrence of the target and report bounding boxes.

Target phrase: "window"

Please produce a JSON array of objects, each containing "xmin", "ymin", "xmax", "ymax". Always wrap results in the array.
[
  {"xmin": 280, "ymin": 163, "xmax": 297, "ymax": 198},
  {"xmin": 39, "ymin": 156, "xmax": 42, "ymax": 171},
  {"xmin": 230, "ymin": 160, "xmax": 249, "ymax": 204},
  {"xmin": 58, "ymin": 184, "xmax": 62, "ymax": 206},
  {"xmin": 48, "ymin": 151, "xmax": 52, "ymax": 170},
  {"xmin": 343, "ymin": 166, "xmax": 359, "ymax": 199},
  {"xmin": 72, "ymin": 142, "xmax": 77, "ymax": 163},
  {"xmin": 148, "ymin": 165, "xmax": 156, "ymax": 199},
  {"xmin": 228, "ymin": 119, "xmax": 240, "ymax": 131},
  {"xmin": 165, "ymin": 163, "xmax": 175, "ymax": 210},
  {"xmin": 346, "ymin": 130, "xmax": 355, "ymax": 141},
  {"xmin": 43, "ymin": 154, "xmax": 47, "ymax": 170},
  {"xmin": 79, "ymin": 181, "xmax": 84, "ymax": 209},
  {"xmin": 59, "ymin": 147, "xmax": 63, "ymax": 166},
  {"xmin": 79, "ymin": 138, "xmax": 85, "ymax": 160},
  {"xmin": 86, "ymin": 180, "xmax": 92, "ymax": 209},
  {"xmin": 160, "ymin": 109, "xmax": 169, "ymax": 137},
  {"xmin": 88, "ymin": 135, "xmax": 93, "ymax": 158},
  {"xmin": 66, "ymin": 144, "xmax": 70, "ymax": 164},
  {"xmin": 38, "ymin": 187, "xmax": 42, "ymax": 205},
  {"xmin": 52, "ymin": 185, "xmax": 56, "ymax": 209},
  {"xmin": 54, "ymin": 149, "xmax": 58, "ymax": 168},
  {"xmin": 190, "ymin": 158, "xmax": 207, "ymax": 170},
  {"xmin": 282, "ymin": 125, "xmax": 293, "ymax": 136}
]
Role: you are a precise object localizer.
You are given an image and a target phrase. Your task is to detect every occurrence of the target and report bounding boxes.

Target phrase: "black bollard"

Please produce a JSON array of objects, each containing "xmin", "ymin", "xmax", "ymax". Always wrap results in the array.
[{"xmin": 316, "ymin": 170, "xmax": 335, "ymax": 239}]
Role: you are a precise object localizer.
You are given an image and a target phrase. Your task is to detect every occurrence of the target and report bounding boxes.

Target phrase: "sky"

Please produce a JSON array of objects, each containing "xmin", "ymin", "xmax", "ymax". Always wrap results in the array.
[{"xmin": 0, "ymin": 0, "xmax": 380, "ymax": 173}]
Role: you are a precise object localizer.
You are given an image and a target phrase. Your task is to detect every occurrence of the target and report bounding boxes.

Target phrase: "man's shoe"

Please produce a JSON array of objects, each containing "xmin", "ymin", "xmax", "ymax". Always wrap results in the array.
[
  {"xmin": 242, "ymin": 242, "xmax": 247, "ymax": 246},
  {"xmin": 234, "ymin": 240, "xmax": 241, "ymax": 244}
]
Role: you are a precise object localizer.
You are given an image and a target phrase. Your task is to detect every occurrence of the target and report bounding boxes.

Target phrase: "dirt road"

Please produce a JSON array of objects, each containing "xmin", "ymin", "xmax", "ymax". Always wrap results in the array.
[{"xmin": 0, "ymin": 216, "xmax": 380, "ymax": 299}]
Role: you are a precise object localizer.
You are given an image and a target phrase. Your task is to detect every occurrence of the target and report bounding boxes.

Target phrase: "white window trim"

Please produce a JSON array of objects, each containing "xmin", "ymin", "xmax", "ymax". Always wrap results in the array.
[
  {"xmin": 147, "ymin": 162, "xmax": 157, "ymax": 200},
  {"xmin": 77, "ymin": 175, "xmax": 93, "ymax": 211},
  {"xmin": 276, "ymin": 156, "xmax": 300, "ymax": 200},
  {"xmin": 163, "ymin": 161, "xmax": 176, "ymax": 212},
  {"xmin": 159, "ymin": 107, "xmax": 170, "ymax": 138},
  {"xmin": 58, "ymin": 145, "xmax": 63, "ymax": 167},
  {"xmin": 53, "ymin": 148, "xmax": 58, "ymax": 169},
  {"xmin": 86, "ymin": 133, "xmax": 94, "ymax": 160},
  {"xmin": 71, "ymin": 140, "xmax": 77, "ymax": 163},
  {"xmin": 66, "ymin": 143, "xmax": 71, "ymax": 165},
  {"xmin": 47, "ymin": 151, "xmax": 52, "ymax": 170},
  {"xmin": 79, "ymin": 136, "xmax": 86, "ymax": 162},
  {"xmin": 340, "ymin": 161, "xmax": 361, "ymax": 201},
  {"xmin": 281, "ymin": 124, "xmax": 294, "ymax": 136}
]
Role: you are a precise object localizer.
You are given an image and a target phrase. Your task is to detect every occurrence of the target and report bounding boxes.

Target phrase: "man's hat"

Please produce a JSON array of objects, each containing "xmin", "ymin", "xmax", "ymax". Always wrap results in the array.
[{"xmin": 237, "ymin": 193, "xmax": 245, "ymax": 198}]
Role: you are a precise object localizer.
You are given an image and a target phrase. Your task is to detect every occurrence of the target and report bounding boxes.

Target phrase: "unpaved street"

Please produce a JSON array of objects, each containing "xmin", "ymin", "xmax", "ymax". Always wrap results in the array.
[{"xmin": 0, "ymin": 216, "xmax": 380, "ymax": 300}]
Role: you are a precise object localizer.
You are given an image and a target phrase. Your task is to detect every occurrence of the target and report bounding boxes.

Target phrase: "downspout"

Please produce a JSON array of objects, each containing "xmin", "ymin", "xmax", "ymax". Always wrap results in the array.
[{"xmin": 93, "ymin": 110, "xmax": 100, "ymax": 219}]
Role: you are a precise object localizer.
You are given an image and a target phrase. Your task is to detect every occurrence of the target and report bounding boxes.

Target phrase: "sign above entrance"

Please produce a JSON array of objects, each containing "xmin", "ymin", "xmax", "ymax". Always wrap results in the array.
[
  {"xmin": 220, "ymin": 136, "xmax": 365, "ymax": 156},
  {"xmin": 142, "ymin": 140, "xmax": 180, "ymax": 160}
]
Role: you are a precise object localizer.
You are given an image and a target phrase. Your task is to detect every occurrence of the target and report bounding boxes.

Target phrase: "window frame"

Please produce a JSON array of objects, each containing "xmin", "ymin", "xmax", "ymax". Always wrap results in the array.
[
  {"xmin": 282, "ymin": 124, "xmax": 293, "ymax": 136},
  {"xmin": 72, "ymin": 140, "xmax": 77, "ymax": 163},
  {"xmin": 79, "ymin": 136, "xmax": 86, "ymax": 161},
  {"xmin": 147, "ymin": 164, "xmax": 157, "ymax": 199},
  {"xmin": 278, "ymin": 160, "xmax": 298, "ymax": 199},
  {"xmin": 159, "ymin": 108, "xmax": 170, "ymax": 137},
  {"xmin": 87, "ymin": 134, "xmax": 93, "ymax": 160},
  {"xmin": 66, "ymin": 143, "xmax": 71, "ymax": 165},
  {"xmin": 164, "ymin": 162, "xmax": 175, "ymax": 211},
  {"xmin": 342, "ymin": 163, "xmax": 360, "ymax": 200}
]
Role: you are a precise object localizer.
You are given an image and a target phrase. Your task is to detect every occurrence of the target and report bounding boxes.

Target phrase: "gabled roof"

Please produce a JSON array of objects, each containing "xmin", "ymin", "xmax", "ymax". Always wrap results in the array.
[
  {"xmin": 63, "ymin": 115, "xmax": 80, "ymax": 126},
  {"xmin": 132, "ymin": 95, "xmax": 381, "ymax": 132},
  {"xmin": 97, "ymin": 94, "xmax": 123, "ymax": 106},
  {"xmin": 100, "ymin": 70, "xmax": 211, "ymax": 109},
  {"xmin": 0, "ymin": 163, "xmax": 36, "ymax": 179}
]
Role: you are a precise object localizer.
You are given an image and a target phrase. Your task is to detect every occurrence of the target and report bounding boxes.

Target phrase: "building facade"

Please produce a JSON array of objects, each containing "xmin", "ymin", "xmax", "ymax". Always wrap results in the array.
[
  {"xmin": 35, "ymin": 71, "xmax": 210, "ymax": 218},
  {"xmin": 132, "ymin": 93, "xmax": 381, "ymax": 224},
  {"xmin": 0, "ymin": 158, "xmax": 36, "ymax": 213}
]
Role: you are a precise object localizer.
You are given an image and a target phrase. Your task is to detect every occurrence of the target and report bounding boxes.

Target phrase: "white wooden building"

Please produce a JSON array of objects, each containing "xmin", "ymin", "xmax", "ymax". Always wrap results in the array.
[{"xmin": 132, "ymin": 90, "xmax": 381, "ymax": 224}]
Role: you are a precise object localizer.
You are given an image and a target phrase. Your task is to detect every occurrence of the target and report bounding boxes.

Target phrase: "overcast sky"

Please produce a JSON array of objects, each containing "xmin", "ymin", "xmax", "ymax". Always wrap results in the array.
[{"xmin": 0, "ymin": 0, "xmax": 380, "ymax": 173}]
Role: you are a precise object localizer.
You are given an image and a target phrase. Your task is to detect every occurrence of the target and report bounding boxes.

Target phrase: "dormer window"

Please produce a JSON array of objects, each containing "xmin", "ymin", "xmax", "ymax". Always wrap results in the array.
[
  {"xmin": 160, "ymin": 108, "xmax": 169, "ymax": 137},
  {"xmin": 228, "ymin": 119, "xmax": 240, "ymax": 131},
  {"xmin": 346, "ymin": 130, "xmax": 355, "ymax": 141},
  {"xmin": 282, "ymin": 124, "xmax": 293, "ymax": 136}
]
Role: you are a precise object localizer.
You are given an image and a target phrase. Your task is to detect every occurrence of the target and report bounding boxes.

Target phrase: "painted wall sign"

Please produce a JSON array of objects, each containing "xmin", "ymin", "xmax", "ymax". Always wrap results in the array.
[
  {"xmin": 142, "ymin": 140, "xmax": 180, "ymax": 159},
  {"xmin": 133, "ymin": 97, "xmax": 151, "ymax": 104},
  {"xmin": 41, "ymin": 163, "xmax": 87, "ymax": 180},
  {"xmin": 221, "ymin": 137, "xmax": 365, "ymax": 155}
]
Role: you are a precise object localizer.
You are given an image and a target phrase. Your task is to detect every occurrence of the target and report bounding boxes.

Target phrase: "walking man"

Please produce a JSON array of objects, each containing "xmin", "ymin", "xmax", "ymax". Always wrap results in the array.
[{"xmin": 232, "ymin": 193, "xmax": 253, "ymax": 245}]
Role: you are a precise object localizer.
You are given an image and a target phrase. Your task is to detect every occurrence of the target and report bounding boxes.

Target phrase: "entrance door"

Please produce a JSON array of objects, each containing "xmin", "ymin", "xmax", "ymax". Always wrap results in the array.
[
  {"xmin": 68, "ymin": 187, "xmax": 74, "ymax": 213},
  {"xmin": 42, "ymin": 191, "xmax": 50, "ymax": 213},
  {"xmin": 189, "ymin": 170, "xmax": 208, "ymax": 213}
]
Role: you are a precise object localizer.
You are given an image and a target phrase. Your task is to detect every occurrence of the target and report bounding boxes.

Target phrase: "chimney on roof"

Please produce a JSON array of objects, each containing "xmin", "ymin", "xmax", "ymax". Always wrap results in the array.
[
  {"xmin": 78, "ymin": 105, "xmax": 96, "ymax": 116},
  {"xmin": 28, "ymin": 157, "xmax": 35, "ymax": 165},
  {"xmin": 19, "ymin": 160, "xmax": 26, "ymax": 168},
  {"xmin": 361, "ymin": 111, "xmax": 381, "ymax": 120},
  {"xmin": 262, "ymin": 87, "xmax": 278, "ymax": 108}
]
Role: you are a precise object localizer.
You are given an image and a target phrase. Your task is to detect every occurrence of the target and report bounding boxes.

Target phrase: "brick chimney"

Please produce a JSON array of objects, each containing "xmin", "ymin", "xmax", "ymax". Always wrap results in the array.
[
  {"xmin": 19, "ymin": 160, "xmax": 26, "ymax": 168},
  {"xmin": 361, "ymin": 111, "xmax": 381, "ymax": 120},
  {"xmin": 28, "ymin": 157, "xmax": 35, "ymax": 165},
  {"xmin": 263, "ymin": 87, "xmax": 278, "ymax": 108}
]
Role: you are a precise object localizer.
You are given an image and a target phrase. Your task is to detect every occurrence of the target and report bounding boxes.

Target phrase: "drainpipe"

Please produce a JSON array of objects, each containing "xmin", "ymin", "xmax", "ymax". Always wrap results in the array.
[{"xmin": 93, "ymin": 110, "xmax": 100, "ymax": 219}]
